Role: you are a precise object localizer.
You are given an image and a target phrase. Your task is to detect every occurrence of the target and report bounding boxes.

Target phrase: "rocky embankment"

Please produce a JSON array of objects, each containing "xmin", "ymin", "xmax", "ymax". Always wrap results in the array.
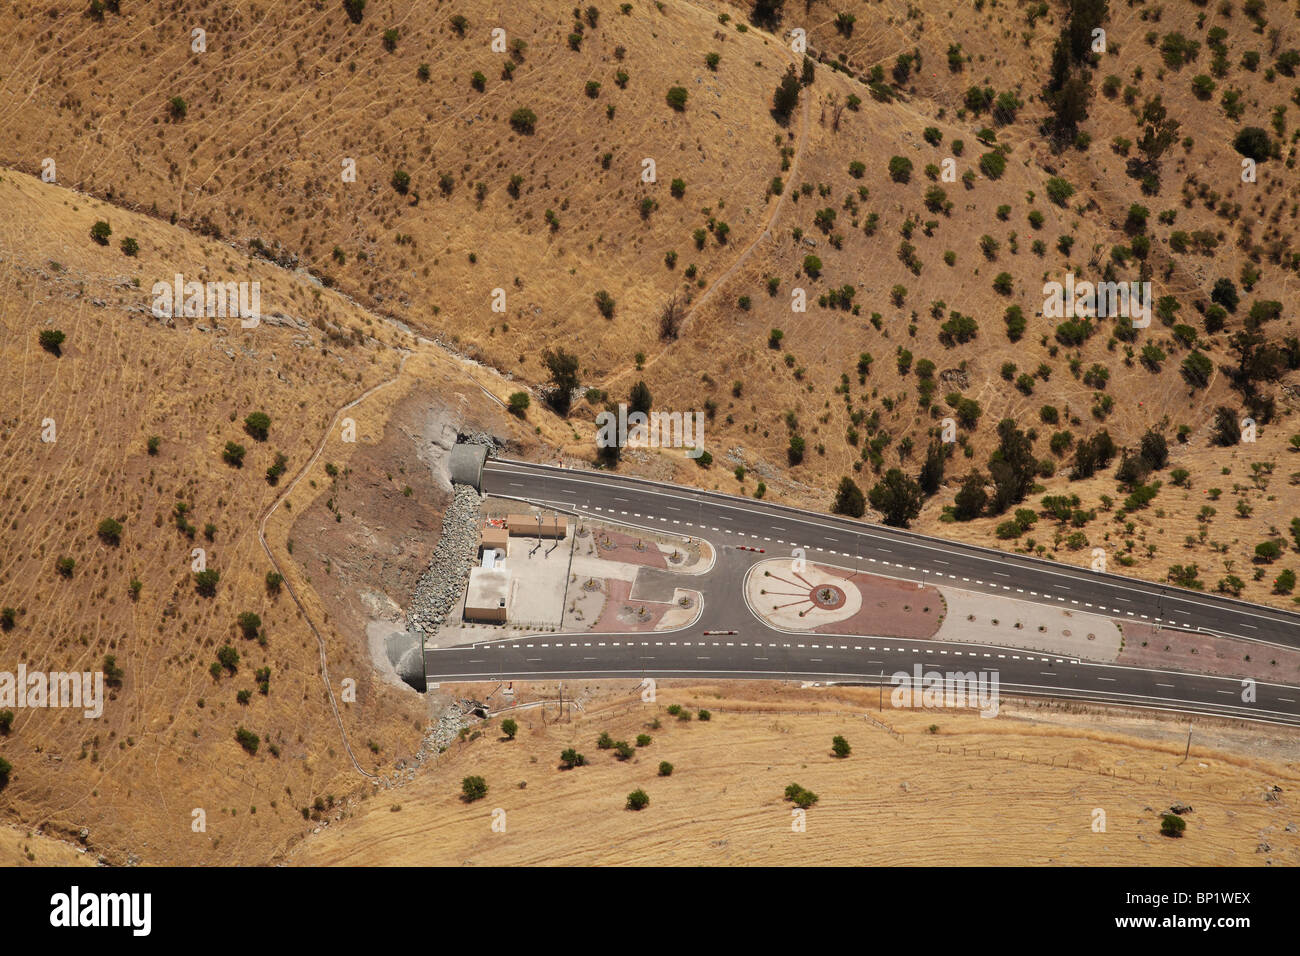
[{"xmin": 405, "ymin": 484, "xmax": 482, "ymax": 633}]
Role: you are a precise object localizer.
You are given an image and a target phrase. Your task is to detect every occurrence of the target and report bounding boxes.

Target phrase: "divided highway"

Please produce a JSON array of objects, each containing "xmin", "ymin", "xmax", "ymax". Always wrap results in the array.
[{"xmin": 424, "ymin": 458, "xmax": 1300, "ymax": 726}]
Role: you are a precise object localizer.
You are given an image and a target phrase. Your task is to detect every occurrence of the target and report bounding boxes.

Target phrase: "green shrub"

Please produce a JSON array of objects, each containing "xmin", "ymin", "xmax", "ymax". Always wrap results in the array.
[
  {"xmin": 461, "ymin": 776, "xmax": 488, "ymax": 802},
  {"xmin": 1045, "ymin": 176, "xmax": 1075, "ymax": 206},
  {"xmin": 1160, "ymin": 813, "xmax": 1186, "ymax": 837},
  {"xmin": 509, "ymin": 108, "xmax": 537, "ymax": 133},
  {"xmin": 344, "ymin": 0, "xmax": 367, "ymax": 24},
  {"xmin": 978, "ymin": 151, "xmax": 1006, "ymax": 179},
  {"xmin": 888, "ymin": 156, "xmax": 913, "ymax": 183},
  {"xmin": 194, "ymin": 569, "xmax": 220, "ymax": 597},
  {"xmin": 236, "ymin": 612, "xmax": 262, "ymax": 640},
  {"xmin": 244, "ymin": 411, "xmax": 271, "ymax": 441},
  {"xmin": 235, "ymin": 727, "xmax": 260, "ymax": 755},
  {"xmin": 97, "ymin": 517, "xmax": 123, "ymax": 545}
]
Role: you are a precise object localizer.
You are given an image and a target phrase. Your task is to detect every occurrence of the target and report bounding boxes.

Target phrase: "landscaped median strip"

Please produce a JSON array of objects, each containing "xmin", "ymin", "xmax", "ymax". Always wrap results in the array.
[{"xmin": 581, "ymin": 505, "xmax": 1157, "ymax": 622}]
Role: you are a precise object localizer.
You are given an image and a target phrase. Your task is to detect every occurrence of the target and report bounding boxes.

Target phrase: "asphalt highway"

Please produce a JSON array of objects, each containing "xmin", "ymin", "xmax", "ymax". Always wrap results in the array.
[{"xmin": 423, "ymin": 458, "xmax": 1300, "ymax": 726}]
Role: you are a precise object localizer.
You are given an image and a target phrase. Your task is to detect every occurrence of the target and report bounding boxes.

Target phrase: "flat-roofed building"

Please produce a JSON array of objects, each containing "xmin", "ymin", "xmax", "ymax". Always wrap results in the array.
[
  {"xmin": 480, "ymin": 524, "xmax": 510, "ymax": 554},
  {"xmin": 464, "ymin": 567, "xmax": 510, "ymax": 623},
  {"xmin": 507, "ymin": 514, "xmax": 567, "ymax": 539}
]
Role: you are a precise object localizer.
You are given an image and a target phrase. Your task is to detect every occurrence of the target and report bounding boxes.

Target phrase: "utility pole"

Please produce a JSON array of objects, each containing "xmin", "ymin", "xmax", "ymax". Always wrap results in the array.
[
  {"xmin": 879, "ymin": 669, "xmax": 884, "ymax": 712},
  {"xmin": 1179, "ymin": 724, "xmax": 1192, "ymax": 764}
]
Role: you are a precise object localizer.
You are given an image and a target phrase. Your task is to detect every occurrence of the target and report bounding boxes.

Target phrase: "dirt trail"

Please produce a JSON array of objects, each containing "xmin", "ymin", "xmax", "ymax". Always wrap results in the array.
[{"xmin": 256, "ymin": 352, "xmax": 411, "ymax": 780}]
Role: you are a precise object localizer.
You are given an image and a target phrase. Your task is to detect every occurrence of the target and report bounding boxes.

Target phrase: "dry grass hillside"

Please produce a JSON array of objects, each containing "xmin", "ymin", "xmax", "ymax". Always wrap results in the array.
[
  {"xmin": 290, "ymin": 680, "xmax": 1300, "ymax": 866},
  {"xmin": 2, "ymin": 0, "xmax": 1300, "ymax": 867},
  {"xmin": 0, "ymin": 169, "xmax": 524, "ymax": 863},
  {"xmin": 2, "ymin": 0, "xmax": 1294, "ymax": 610}
]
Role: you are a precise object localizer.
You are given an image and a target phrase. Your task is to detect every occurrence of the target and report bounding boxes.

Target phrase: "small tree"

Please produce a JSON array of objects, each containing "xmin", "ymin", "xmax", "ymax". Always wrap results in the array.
[
  {"xmin": 1160, "ymin": 813, "xmax": 1186, "ymax": 838},
  {"xmin": 542, "ymin": 347, "xmax": 580, "ymax": 415},
  {"xmin": 658, "ymin": 761, "xmax": 673, "ymax": 776},
  {"xmin": 97, "ymin": 517, "xmax": 123, "ymax": 545},
  {"xmin": 194, "ymin": 569, "xmax": 220, "ymax": 597},
  {"xmin": 244, "ymin": 412, "xmax": 271, "ymax": 441},
  {"xmin": 832, "ymin": 735, "xmax": 851, "ymax": 758},
  {"xmin": 391, "ymin": 169, "xmax": 411, "ymax": 194},
  {"xmin": 120, "ymin": 237, "xmax": 139, "ymax": 257},
  {"xmin": 636, "ymin": 733, "xmax": 652, "ymax": 747},
  {"xmin": 784, "ymin": 783, "xmax": 820, "ymax": 808},
  {"xmin": 461, "ymin": 775, "xmax": 488, "ymax": 802},
  {"xmin": 626, "ymin": 788, "xmax": 650, "ymax": 811},
  {"xmin": 236, "ymin": 612, "xmax": 262, "ymax": 640},
  {"xmin": 832, "ymin": 477, "xmax": 866, "ymax": 517},
  {"xmin": 56, "ymin": 556, "xmax": 76, "ymax": 578},
  {"xmin": 343, "ymin": 0, "xmax": 367, "ymax": 24},
  {"xmin": 665, "ymin": 86, "xmax": 688, "ymax": 111},
  {"xmin": 614, "ymin": 740, "xmax": 635, "ymax": 760},
  {"xmin": 222, "ymin": 442, "xmax": 246, "ymax": 467},
  {"xmin": 507, "ymin": 391, "xmax": 530, "ymax": 417},
  {"xmin": 773, "ymin": 66, "xmax": 801, "ymax": 119},
  {"xmin": 658, "ymin": 295, "xmax": 684, "ymax": 341},
  {"xmin": 869, "ymin": 469, "xmax": 924, "ymax": 528},
  {"xmin": 0, "ymin": 710, "xmax": 13, "ymax": 735},
  {"xmin": 509, "ymin": 108, "xmax": 537, "ymax": 134},
  {"xmin": 501, "ymin": 718, "xmax": 518, "ymax": 740},
  {"xmin": 217, "ymin": 645, "xmax": 240, "ymax": 674},
  {"xmin": 39, "ymin": 329, "xmax": 66, "ymax": 355},
  {"xmin": 560, "ymin": 748, "xmax": 586, "ymax": 769},
  {"xmin": 235, "ymin": 727, "xmax": 259, "ymax": 755}
]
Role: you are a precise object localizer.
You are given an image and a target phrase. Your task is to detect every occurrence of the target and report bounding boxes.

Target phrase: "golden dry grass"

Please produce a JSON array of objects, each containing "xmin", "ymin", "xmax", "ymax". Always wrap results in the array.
[
  {"xmin": 2, "ymin": 0, "xmax": 1299, "ymax": 867},
  {"xmin": 0, "ymin": 170, "xmax": 517, "ymax": 864},
  {"xmin": 0, "ymin": 822, "xmax": 98, "ymax": 867},
  {"xmin": 290, "ymin": 680, "xmax": 1300, "ymax": 866}
]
